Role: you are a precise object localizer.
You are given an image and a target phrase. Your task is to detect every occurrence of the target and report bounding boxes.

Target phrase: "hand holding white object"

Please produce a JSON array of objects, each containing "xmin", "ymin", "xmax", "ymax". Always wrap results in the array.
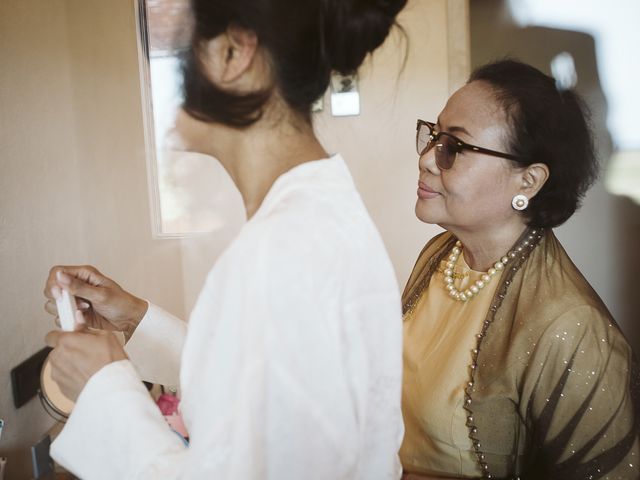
[{"xmin": 44, "ymin": 265, "xmax": 147, "ymax": 340}]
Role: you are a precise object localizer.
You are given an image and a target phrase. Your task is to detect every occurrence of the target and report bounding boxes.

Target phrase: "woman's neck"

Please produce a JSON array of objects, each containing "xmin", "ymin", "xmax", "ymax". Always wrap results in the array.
[
  {"xmin": 197, "ymin": 114, "xmax": 328, "ymax": 219},
  {"xmin": 450, "ymin": 221, "xmax": 528, "ymax": 272}
]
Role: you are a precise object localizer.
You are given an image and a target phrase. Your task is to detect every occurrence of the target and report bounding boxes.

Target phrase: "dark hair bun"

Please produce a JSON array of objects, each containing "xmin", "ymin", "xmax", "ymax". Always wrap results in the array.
[
  {"xmin": 183, "ymin": 0, "xmax": 407, "ymax": 126},
  {"xmin": 322, "ymin": 0, "xmax": 407, "ymax": 74}
]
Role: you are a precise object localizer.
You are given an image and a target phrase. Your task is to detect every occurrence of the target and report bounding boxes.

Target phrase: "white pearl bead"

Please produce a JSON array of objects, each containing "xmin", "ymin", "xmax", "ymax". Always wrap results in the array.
[
  {"xmin": 449, "ymin": 290, "xmax": 458, "ymax": 297},
  {"xmin": 446, "ymin": 284, "xmax": 455, "ymax": 291},
  {"xmin": 501, "ymin": 256, "xmax": 509, "ymax": 264},
  {"xmin": 481, "ymin": 274, "xmax": 490, "ymax": 283},
  {"xmin": 476, "ymin": 280, "xmax": 485, "ymax": 289},
  {"xmin": 446, "ymin": 262, "xmax": 455, "ymax": 269},
  {"xmin": 444, "ymin": 268, "xmax": 453, "ymax": 277},
  {"xmin": 452, "ymin": 247, "xmax": 461, "ymax": 255},
  {"xmin": 470, "ymin": 285, "xmax": 479, "ymax": 294},
  {"xmin": 445, "ymin": 276, "xmax": 454, "ymax": 284},
  {"xmin": 488, "ymin": 268, "xmax": 497, "ymax": 276},
  {"xmin": 459, "ymin": 293, "xmax": 468, "ymax": 301},
  {"xmin": 465, "ymin": 289, "xmax": 473, "ymax": 297}
]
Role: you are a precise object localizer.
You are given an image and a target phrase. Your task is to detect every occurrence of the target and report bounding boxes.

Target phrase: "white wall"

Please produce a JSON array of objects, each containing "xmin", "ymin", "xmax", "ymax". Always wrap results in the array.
[{"xmin": 0, "ymin": 1, "xmax": 185, "ymax": 477}]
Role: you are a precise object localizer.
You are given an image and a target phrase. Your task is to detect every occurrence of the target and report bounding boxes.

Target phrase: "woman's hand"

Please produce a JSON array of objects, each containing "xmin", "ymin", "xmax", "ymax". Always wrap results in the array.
[
  {"xmin": 44, "ymin": 265, "xmax": 148, "ymax": 340},
  {"xmin": 45, "ymin": 322, "xmax": 128, "ymax": 401}
]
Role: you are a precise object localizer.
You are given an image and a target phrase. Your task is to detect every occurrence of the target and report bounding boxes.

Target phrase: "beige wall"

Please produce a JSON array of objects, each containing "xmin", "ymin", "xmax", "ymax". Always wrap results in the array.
[{"xmin": 0, "ymin": 1, "xmax": 185, "ymax": 477}]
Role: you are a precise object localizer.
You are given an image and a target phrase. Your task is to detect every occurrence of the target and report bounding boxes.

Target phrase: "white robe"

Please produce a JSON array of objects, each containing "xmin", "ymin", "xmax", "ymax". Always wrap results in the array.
[{"xmin": 51, "ymin": 155, "xmax": 404, "ymax": 479}]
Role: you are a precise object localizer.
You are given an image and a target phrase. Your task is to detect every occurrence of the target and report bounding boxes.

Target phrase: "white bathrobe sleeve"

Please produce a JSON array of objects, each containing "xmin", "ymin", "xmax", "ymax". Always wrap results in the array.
[
  {"xmin": 125, "ymin": 303, "xmax": 186, "ymax": 386},
  {"xmin": 50, "ymin": 359, "xmax": 189, "ymax": 479}
]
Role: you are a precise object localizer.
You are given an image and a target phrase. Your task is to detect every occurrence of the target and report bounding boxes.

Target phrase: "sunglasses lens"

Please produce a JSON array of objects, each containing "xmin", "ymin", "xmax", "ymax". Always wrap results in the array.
[
  {"xmin": 435, "ymin": 136, "xmax": 457, "ymax": 170},
  {"xmin": 416, "ymin": 124, "xmax": 432, "ymax": 155}
]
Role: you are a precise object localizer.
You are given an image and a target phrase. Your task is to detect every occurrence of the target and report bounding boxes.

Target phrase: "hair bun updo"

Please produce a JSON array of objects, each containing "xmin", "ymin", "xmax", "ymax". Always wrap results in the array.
[
  {"xmin": 183, "ymin": 0, "xmax": 407, "ymax": 127},
  {"xmin": 321, "ymin": 0, "xmax": 407, "ymax": 74}
]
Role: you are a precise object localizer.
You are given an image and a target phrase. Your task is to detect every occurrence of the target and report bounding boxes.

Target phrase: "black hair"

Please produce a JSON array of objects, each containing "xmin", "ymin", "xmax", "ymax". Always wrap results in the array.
[
  {"xmin": 469, "ymin": 59, "xmax": 598, "ymax": 228},
  {"xmin": 182, "ymin": 0, "xmax": 407, "ymax": 128}
]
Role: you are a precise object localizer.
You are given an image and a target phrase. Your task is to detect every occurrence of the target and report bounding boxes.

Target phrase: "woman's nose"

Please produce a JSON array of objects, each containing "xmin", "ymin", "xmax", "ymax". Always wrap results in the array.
[{"xmin": 418, "ymin": 147, "xmax": 440, "ymax": 175}]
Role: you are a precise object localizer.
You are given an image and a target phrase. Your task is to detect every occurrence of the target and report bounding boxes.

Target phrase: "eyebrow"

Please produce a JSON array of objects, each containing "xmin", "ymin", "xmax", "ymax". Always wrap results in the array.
[{"xmin": 436, "ymin": 117, "xmax": 474, "ymax": 139}]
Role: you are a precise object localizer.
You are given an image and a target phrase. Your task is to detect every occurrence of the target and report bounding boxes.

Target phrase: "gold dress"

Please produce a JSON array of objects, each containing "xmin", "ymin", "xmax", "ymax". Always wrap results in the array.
[
  {"xmin": 401, "ymin": 229, "xmax": 640, "ymax": 479},
  {"xmin": 401, "ymin": 252, "xmax": 502, "ymax": 477}
]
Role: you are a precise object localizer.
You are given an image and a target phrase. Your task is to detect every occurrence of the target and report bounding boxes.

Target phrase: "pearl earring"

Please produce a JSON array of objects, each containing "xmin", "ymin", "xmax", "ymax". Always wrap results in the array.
[{"xmin": 512, "ymin": 194, "xmax": 529, "ymax": 211}]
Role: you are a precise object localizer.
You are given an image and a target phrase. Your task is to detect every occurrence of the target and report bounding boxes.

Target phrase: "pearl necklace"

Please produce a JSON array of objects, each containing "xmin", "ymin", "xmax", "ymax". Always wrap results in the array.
[{"xmin": 443, "ymin": 241, "xmax": 510, "ymax": 302}]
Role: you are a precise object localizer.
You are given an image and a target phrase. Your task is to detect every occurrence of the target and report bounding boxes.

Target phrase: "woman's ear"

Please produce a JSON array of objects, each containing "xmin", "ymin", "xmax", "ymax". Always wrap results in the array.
[
  {"xmin": 221, "ymin": 25, "xmax": 258, "ymax": 82},
  {"xmin": 520, "ymin": 163, "xmax": 550, "ymax": 199},
  {"xmin": 200, "ymin": 24, "xmax": 259, "ymax": 86}
]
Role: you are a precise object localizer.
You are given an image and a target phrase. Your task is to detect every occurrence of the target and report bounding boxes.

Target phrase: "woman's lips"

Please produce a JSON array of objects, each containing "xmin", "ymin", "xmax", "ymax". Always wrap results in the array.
[{"xmin": 417, "ymin": 181, "xmax": 440, "ymax": 200}]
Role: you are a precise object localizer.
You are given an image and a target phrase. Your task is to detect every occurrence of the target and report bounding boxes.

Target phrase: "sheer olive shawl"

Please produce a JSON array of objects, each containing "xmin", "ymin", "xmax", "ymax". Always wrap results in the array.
[{"xmin": 402, "ymin": 229, "xmax": 640, "ymax": 479}]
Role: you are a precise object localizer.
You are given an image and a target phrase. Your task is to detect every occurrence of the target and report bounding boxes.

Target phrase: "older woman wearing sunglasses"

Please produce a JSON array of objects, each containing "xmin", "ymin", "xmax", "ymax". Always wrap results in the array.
[{"xmin": 400, "ymin": 60, "xmax": 639, "ymax": 479}]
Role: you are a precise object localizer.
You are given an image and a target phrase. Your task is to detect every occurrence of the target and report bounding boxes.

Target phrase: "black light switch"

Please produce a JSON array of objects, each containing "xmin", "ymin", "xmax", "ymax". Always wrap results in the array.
[{"xmin": 10, "ymin": 347, "xmax": 52, "ymax": 409}]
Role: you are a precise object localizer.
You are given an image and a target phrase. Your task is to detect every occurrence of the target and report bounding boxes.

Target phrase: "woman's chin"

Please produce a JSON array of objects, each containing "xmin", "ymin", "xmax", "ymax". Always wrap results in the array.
[{"xmin": 414, "ymin": 202, "xmax": 441, "ymax": 225}]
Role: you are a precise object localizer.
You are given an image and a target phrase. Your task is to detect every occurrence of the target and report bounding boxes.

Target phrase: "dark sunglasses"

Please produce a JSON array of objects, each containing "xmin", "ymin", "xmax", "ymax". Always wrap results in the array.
[{"xmin": 416, "ymin": 119, "xmax": 522, "ymax": 170}]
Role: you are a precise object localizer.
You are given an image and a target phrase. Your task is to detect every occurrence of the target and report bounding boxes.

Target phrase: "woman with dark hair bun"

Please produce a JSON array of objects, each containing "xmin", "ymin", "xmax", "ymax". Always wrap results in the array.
[
  {"xmin": 401, "ymin": 59, "xmax": 640, "ymax": 479},
  {"xmin": 43, "ymin": 0, "xmax": 407, "ymax": 478}
]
